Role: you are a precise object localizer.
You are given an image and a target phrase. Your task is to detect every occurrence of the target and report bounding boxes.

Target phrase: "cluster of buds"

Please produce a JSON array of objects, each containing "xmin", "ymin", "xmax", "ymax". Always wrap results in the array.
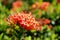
[
  {"xmin": 10, "ymin": 0, "xmax": 23, "ymax": 12},
  {"xmin": 31, "ymin": 2, "xmax": 50, "ymax": 11},
  {"xmin": 39, "ymin": 18, "xmax": 51, "ymax": 25},
  {"xmin": 38, "ymin": 18, "xmax": 52, "ymax": 29},
  {"xmin": 39, "ymin": 2, "xmax": 50, "ymax": 11},
  {"xmin": 8, "ymin": 11, "xmax": 41, "ymax": 31}
]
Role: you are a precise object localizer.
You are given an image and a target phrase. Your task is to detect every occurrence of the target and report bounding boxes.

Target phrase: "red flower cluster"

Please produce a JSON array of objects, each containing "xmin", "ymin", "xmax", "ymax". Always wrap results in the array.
[
  {"xmin": 39, "ymin": 18, "xmax": 50, "ymax": 25},
  {"xmin": 39, "ymin": 2, "xmax": 50, "ymax": 11},
  {"xmin": 31, "ymin": 2, "xmax": 50, "ymax": 11},
  {"xmin": 57, "ymin": 0, "xmax": 60, "ymax": 3},
  {"xmin": 32, "ymin": 2, "xmax": 39, "ymax": 9},
  {"xmin": 8, "ymin": 12, "xmax": 41, "ymax": 31},
  {"xmin": 12, "ymin": 1, "xmax": 21, "ymax": 8},
  {"xmin": 39, "ymin": 18, "xmax": 52, "ymax": 29},
  {"xmin": 11, "ymin": 1, "xmax": 23, "ymax": 12}
]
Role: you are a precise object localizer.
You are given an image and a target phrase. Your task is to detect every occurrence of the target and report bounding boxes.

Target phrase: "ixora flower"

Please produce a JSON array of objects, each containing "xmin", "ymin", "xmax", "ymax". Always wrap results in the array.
[
  {"xmin": 12, "ymin": 1, "xmax": 22, "ymax": 8},
  {"xmin": 39, "ymin": 2, "xmax": 50, "ymax": 11},
  {"xmin": 38, "ymin": 18, "xmax": 52, "ymax": 29},
  {"xmin": 39, "ymin": 18, "xmax": 51, "ymax": 25},
  {"xmin": 31, "ymin": 2, "xmax": 40, "ymax": 9},
  {"xmin": 48, "ymin": 25, "xmax": 52, "ymax": 29},
  {"xmin": 8, "ymin": 11, "xmax": 41, "ymax": 31},
  {"xmin": 57, "ymin": 0, "xmax": 60, "ymax": 3},
  {"xmin": 10, "ymin": 1, "xmax": 23, "ymax": 12}
]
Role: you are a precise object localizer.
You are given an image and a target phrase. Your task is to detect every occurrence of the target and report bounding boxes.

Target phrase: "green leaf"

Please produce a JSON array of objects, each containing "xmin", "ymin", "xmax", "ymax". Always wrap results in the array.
[
  {"xmin": 44, "ymin": 37, "xmax": 50, "ymax": 40},
  {"xmin": 0, "ymin": 33, "xmax": 3, "ymax": 40},
  {"xmin": 25, "ymin": 36, "xmax": 31, "ymax": 40},
  {"xmin": 54, "ymin": 26, "xmax": 60, "ymax": 32},
  {"xmin": 56, "ymin": 4, "xmax": 60, "ymax": 15},
  {"xmin": 4, "ymin": 35, "xmax": 11, "ymax": 40},
  {"xmin": 50, "ymin": 31, "xmax": 58, "ymax": 40},
  {"xmin": 32, "ymin": 9, "xmax": 41, "ymax": 19},
  {"xmin": 21, "ymin": 2, "xmax": 29, "ymax": 10}
]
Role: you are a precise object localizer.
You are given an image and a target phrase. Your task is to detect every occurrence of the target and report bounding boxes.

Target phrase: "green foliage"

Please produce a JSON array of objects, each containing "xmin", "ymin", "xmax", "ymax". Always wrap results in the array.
[
  {"xmin": 22, "ymin": 0, "xmax": 36, "ymax": 5},
  {"xmin": 0, "ymin": 33, "xmax": 3, "ymax": 40},
  {"xmin": 0, "ymin": 3, "xmax": 10, "ymax": 31},
  {"xmin": 32, "ymin": 9, "xmax": 41, "ymax": 19}
]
